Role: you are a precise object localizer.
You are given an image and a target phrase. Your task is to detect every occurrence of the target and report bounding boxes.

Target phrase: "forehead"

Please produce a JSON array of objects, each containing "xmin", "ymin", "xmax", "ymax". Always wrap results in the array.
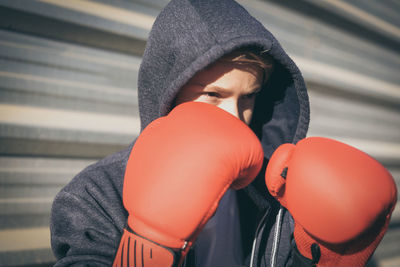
[{"xmin": 189, "ymin": 60, "xmax": 264, "ymax": 85}]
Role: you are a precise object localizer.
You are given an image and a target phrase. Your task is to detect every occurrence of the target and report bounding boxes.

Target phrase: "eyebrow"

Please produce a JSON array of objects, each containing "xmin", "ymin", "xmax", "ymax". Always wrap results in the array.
[{"xmin": 203, "ymin": 85, "xmax": 261, "ymax": 95}]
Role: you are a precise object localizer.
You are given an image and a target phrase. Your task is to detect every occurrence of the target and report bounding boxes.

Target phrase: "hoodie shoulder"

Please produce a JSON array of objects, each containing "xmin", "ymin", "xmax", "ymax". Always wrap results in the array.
[{"xmin": 50, "ymin": 147, "xmax": 131, "ymax": 265}]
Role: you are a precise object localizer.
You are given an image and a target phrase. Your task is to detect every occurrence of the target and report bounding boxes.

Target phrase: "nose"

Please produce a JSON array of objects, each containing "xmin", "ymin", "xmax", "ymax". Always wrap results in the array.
[{"xmin": 218, "ymin": 99, "xmax": 241, "ymax": 121}]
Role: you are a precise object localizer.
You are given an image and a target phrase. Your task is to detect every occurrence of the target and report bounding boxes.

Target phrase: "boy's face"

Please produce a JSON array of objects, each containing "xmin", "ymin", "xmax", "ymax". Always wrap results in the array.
[{"xmin": 175, "ymin": 60, "xmax": 264, "ymax": 125}]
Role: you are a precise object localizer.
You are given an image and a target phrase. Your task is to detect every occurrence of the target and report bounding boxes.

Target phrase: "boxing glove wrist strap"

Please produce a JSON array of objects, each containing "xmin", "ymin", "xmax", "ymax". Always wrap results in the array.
[{"xmin": 113, "ymin": 226, "xmax": 183, "ymax": 267}]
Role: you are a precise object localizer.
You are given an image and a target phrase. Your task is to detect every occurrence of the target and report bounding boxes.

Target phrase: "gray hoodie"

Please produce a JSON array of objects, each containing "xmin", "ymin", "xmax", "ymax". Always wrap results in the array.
[{"xmin": 50, "ymin": 0, "xmax": 310, "ymax": 266}]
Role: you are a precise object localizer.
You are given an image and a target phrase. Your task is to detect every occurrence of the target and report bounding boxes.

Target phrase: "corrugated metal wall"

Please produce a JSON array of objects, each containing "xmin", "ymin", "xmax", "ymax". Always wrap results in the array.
[{"xmin": 0, "ymin": 0, "xmax": 398, "ymax": 266}]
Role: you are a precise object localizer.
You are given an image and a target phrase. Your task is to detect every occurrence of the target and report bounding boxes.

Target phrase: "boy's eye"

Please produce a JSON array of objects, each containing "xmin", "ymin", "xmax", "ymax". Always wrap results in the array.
[{"xmin": 203, "ymin": 92, "xmax": 220, "ymax": 98}]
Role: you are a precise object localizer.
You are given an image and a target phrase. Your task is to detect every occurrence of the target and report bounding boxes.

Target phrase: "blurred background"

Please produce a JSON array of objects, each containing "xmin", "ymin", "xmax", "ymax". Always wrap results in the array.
[{"xmin": 0, "ymin": 0, "xmax": 399, "ymax": 266}]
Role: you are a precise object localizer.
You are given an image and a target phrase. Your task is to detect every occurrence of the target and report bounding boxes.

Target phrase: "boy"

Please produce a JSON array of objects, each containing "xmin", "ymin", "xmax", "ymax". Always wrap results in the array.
[{"xmin": 51, "ymin": 0, "xmax": 395, "ymax": 266}]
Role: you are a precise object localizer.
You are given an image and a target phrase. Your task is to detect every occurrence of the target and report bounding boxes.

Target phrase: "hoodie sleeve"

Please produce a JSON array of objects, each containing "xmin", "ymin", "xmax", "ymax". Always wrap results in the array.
[{"xmin": 50, "ymin": 154, "xmax": 129, "ymax": 266}]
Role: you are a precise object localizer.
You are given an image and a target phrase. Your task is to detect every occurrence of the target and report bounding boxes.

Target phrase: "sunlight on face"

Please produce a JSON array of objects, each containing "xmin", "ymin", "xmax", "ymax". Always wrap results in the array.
[{"xmin": 175, "ymin": 60, "xmax": 264, "ymax": 125}]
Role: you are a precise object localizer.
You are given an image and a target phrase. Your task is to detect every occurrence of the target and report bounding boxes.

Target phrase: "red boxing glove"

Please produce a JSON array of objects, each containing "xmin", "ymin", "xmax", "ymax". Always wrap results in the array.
[
  {"xmin": 265, "ymin": 137, "xmax": 397, "ymax": 267},
  {"xmin": 113, "ymin": 102, "xmax": 264, "ymax": 267}
]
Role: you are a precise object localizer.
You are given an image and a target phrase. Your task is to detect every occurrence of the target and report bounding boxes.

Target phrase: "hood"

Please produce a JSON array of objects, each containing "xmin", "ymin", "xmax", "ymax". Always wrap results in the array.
[{"xmin": 137, "ymin": 0, "xmax": 310, "ymax": 208}]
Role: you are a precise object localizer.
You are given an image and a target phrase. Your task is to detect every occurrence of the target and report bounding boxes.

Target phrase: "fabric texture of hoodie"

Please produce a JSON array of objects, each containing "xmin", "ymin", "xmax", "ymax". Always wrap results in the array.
[{"xmin": 50, "ymin": 0, "xmax": 310, "ymax": 266}]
